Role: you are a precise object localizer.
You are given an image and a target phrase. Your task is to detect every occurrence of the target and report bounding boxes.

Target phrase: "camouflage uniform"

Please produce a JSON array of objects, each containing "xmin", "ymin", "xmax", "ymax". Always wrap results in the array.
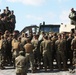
[
  {"xmin": 5, "ymin": 7, "xmax": 11, "ymax": 16},
  {"xmin": 2, "ymin": 16, "xmax": 9, "ymax": 32},
  {"xmin": 69, "ymin": 8, "xmax": 76, "ymax": 26},
  {"xmin": 51, "ymin": 34, "xmax": 57, "ymax": 63},
  {"xmin": 71, "ymin": 36, "xmax": 76, "ymax": 64},
  {"xmin": 0, "ymin": 34, "xmax": 9, "ymax": 69},
  {"xmin": 0, "ymin": 37, "xmax": 5, "ymax": 69},
  {"xmin": 9, "ymin": 10, "xmax": 16, "ymax": 31},
  {"xmin": 55, "ymin": 35, "xmax": 67, "ymax": 70},
  {"xmin": 67, "ymin": 35, "xmax": 73, "ymax": 65},
  {"xmin": 31, "ymin": 35, "xmax": 40, "ymax": 69},
  {"xmin": 7, "ymin": 36, "xmax": 12, "ymax": 65},
  {"xmin": 1, "ymin": 35, "xmax": 8, "ymax": 66},
  {"xmin": 15, "ymin": 51, "xmax": 27, "ymax": 75},
  {"xmin": 40, "ymin": 36, "xmax": 53, "ymax": 71}
]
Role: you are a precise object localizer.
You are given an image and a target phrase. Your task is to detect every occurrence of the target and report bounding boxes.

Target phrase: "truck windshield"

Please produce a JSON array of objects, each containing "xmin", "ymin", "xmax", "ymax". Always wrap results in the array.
[{"xmin": 40, "ymin": 26, "xmax": 59, "ymax": 33}]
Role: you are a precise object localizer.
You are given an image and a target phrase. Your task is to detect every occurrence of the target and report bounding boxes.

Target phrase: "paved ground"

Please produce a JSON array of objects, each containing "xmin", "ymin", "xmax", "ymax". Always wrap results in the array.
[{"xmin": 0, "ymin": 66, "xmax": 76, "ymax": 75}]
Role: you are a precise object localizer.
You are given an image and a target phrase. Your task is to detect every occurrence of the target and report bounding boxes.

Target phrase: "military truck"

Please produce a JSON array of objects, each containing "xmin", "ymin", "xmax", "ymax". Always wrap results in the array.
[
  {"xmin": 39, "ymin": 22, "xmax": 60, "ymax": 33},
  {"xmin": 19, "ymin": 22, "xmax": 60, "ymax": 37}
]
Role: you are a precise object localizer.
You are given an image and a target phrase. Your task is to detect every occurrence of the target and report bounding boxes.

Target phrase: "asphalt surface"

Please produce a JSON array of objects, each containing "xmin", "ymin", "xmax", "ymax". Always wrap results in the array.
[{"xmin": 0, "ymin": 66, "xmax": 76, "ymax": 75}]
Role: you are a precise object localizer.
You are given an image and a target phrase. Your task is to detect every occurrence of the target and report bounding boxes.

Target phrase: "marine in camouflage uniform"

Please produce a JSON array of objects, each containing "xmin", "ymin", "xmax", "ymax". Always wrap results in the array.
[
  {"xmin": 69, "ymin": 34, "xmax": 76, "ymax": 73},
  {"xmin": 0, "ymin": 35, "xmax": 5, "ymax": 69},
  {"xmin": 51, "ymin": 33, "xmax": 57, "ymax": 63},
  {"xmin": 7, "ymin": 34, "xmax": 13, "ymax": 65},
  {"xmin": 0, "ymin": 34, "xmax": 8, "ymax": 68},
  {"xmin": 19, "ymin": 33, "xmax": 28, "ymax": 53},
  {"xmin": 38, "ymin": 31, "xmax": 45, "ymax": 69},
  {"xmin": 9, "ymin": 10, "xmax": 16, "ymax": 32},
  {"xmin": 48, "ymin": 36, "xmax": 53, "ymax": 69},
  {"xmin": 71, "ymin": 34, "xmax": 76, "ymax": 65},
  {"xmin": 55, "ymin": 33, "xmax": 67, "ymax": 70},
  {"xmin": 15, "ymin": 51, "xmax": 27, "ymax": 75},
  {"xmin": 24, "ymin": 38, "xmax": 35, "ymax": 73},
  {"xmin": 5, "ymin": 7, "xmax": 11, "ymax": 16},
  {"xmin": 2, "ymin": 16, "xmax": 9, "ymax": 32},
  {"xmin": 40, "ymin": 35, "xmax": 53, "ymax": 71},
  {"xmin": 31, "ymin": 34, "xmax": 40, "ymax": 70},
  {"xmin": 69, "ymin": 8, "xmax": 76, "ymax": 26},
  {"xmin": 1, "ymin": 34, "xmax": 9, "ymax": 66},
  {"xmin": 67, "ymin": 33, "xmax": 73, "ymax": 65},
  {"xmin": 17, "ymin": 37, "xmax": 25, "ymax": 52}
]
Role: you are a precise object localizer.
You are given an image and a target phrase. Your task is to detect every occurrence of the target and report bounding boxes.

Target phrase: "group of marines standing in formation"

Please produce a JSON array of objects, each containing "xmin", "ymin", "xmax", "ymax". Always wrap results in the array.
[
  {"xmin": 0, "ymin": 29, "xmax": 76, "ymax": 75},
  {"xmin": 0, "ymin": 7, "xmax": 76, "ymax": 75}
]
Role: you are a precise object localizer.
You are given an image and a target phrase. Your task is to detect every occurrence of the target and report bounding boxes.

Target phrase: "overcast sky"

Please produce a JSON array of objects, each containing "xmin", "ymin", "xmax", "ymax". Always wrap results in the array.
[{"xmin": 0, "ymin": 0, "xmax": 76, "ymax": 31}]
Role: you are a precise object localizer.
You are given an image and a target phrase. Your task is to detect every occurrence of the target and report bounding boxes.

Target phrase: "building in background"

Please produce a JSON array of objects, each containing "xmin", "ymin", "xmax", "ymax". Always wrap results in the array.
[{"xmin": 59, "ymin": 23, "xmax": 75, "ymax": 33}]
